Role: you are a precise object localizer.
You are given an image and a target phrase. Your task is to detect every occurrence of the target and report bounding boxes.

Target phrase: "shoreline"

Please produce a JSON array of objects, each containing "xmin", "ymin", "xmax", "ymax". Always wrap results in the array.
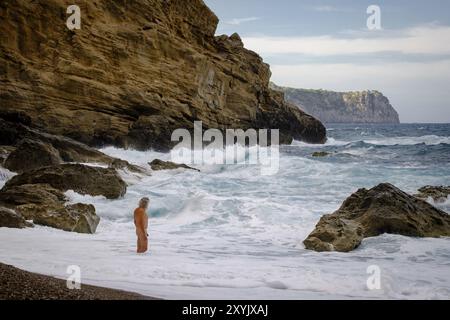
[{"xmin": 0, "ymin": 262, "xmax": 160, "ymax": 300}]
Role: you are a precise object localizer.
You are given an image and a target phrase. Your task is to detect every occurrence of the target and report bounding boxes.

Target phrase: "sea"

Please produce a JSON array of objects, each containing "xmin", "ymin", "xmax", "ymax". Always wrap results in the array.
[{"xmin": 0, "ymin": 123, "xmax": 449, "ymax": 299}]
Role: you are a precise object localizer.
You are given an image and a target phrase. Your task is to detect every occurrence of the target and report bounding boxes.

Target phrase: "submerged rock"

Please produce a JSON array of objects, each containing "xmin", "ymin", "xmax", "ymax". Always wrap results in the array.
[
  {"xmin": 4, "ymin": 139, "xmax": 62, "ymax": 173},
  {"xmin": 304, "ymin": 183, "xmax": 450, "ymax": 252},
  {"xmin": 3, "ymin": 164, "xmax": 127, "ymax": 199},
  {"xmin": 312, "ymin": 151, "xmax": 331, "ymax": 157},
  {"xmin": 0, "ymin": 184, "xmax": 100, "ymax": 234},
  {"xmin": 415, "ymin": 186, "xmax": 450, "ymax": 203},
  {"xmin": 149, "ymin": 159, "xmax": 199, "ymax": 172},
  {"xmin": 0, "ymin": 206, "xmax": 32, "ymax": 229}
]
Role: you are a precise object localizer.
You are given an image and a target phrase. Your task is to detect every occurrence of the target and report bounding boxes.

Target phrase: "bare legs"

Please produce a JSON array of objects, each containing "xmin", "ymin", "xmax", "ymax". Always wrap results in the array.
[{"xmin": 137, "ymin": 235, "xmax": 148, "ymax": 253}]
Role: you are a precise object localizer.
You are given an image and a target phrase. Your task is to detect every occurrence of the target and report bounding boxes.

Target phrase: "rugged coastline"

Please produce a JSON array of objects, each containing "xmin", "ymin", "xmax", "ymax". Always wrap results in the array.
[
  {"xmin": 1, "ymin": 0, "xmax": 449, "ymax": 301},
  {"xmin": 0, "ymin": 0, "xmax": 326, "ymax": 150},
  {"xmin": 271, "ymin": 83, "xmax": 400, "ymax": 124}
]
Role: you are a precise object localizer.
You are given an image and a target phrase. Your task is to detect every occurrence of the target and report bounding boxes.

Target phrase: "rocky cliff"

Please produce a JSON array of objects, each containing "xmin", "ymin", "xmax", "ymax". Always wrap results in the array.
[
  {"xmin": 271, "ymin": 83, "xmax": 400, "ymax": 124},
  {"xmin": 0, "ymin": 0, "xmax": 326, "ymax": 151}
]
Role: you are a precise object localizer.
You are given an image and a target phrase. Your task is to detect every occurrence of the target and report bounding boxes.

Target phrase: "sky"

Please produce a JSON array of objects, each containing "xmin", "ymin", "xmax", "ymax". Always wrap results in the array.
[{"xmin": 204, "ymin": 0, "xmax": 450, "ymax": 123}]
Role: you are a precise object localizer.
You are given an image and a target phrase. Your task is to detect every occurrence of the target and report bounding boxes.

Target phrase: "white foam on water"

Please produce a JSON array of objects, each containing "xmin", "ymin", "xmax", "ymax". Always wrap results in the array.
[
  {"xmin": 364, "ymin": 135, "xmax": 450, "ymax": 146},
  {"xmin": 0, "ymin": 167, "xmax": 15, "ymax": 189},
  {"xmin": 293, "ymin": 137, "xmax": 348, "ymax": 147},
  {"xmin": 1, "ymin": 141, "xmax": 449, "ymax": 299},
  {"xmin": 294, "ymin": 135, "xmax": 450, "ymax": 148}
]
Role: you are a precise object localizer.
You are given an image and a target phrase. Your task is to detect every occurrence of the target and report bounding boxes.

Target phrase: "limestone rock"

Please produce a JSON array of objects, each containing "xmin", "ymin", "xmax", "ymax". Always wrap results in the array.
[
  {"xmin": 149, "ymin": 159, "xmax": 199, "ymax": 171},
  {"xmin": 0, "ymin": 183, "xmax": 67, "ymax": 207},
  {"xmin": 0, "ymin": 0, "xmax": 326, "ymax": 151},
  {"xmin": 16, "ymin": 203, "xmax": 99, "ymax": 234},
  {"xmin": 3, "ymin": 164, "xmax": 127, "ymax": 199},
  {"xmin": 304, "ymin": 183, "xmax": 450, "ymax": 252},
  {"xmin": 4, "ymin": 139, "xmax": 62, "ymax": 173},
  {"xmin": 0, "ymin": 117, "xmax": 143, "ymax": 173},
  {"xmin": 415, "ymin": 186, "xmax": 450, "ymax": 203},
  {"xmin": 0, "ymin": 206, "xmax": 32, "ymax": 229},
  {"xmin": 271, "ymin": 83, "xmax": 400, "ymax": 124},
  {"xmin": 0, "ymin": 184, "xmax": 99, "ymax": 234}
]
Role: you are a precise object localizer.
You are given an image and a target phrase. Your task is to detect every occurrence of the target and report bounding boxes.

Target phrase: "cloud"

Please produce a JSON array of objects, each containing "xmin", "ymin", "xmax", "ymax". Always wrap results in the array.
[
  {"xmin": 240, "ymin": 23, "xmax": 450, "ymax": 122},
  {"xmin": 242, "ymin": 25, "xmax": 450, "ymax": 56},
  {"xmin": 312, "ymin": 5, "xmax": 343, "ymax": 12},
  {"xmin": 225, "ymin": 17, "xmax": 261, "ymax": 26}
]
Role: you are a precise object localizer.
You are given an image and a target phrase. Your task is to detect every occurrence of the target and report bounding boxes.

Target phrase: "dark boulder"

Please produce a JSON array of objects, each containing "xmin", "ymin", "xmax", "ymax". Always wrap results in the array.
[
  {"xmin": 16, "ymin": 203, "xmax": 99, "ymax": 234},
  {"xmin": 4, "ymin": 139, "xmax": 62, "ymax": 173},
  {"xmin": 149, "ymin": 159, "xmax": 200, "ymax": 172},
  {"xmin": 0, "ymin": 183, "xmax": 67, "ymax": 207},
  {"xmin": 0, "ymin": 118, "xmax": 144, "ymax": 173},
  {"xmin": 304, "ymin": 183, "xmax": 450, "ymax": 252},
  {"xmin": 0, "ymin": 184, "xmax": 100, "ymax": 234},
  {"xmin": 0, "ymin": 206, "xmax": 32, "ymax": 229},
  {"xmin": 3, "ymin": 164, "xmax": 127, "ymax": 199}
]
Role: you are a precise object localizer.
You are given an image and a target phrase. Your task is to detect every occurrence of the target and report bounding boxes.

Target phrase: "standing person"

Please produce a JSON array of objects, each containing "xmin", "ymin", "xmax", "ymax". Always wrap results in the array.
[{"xmin": 134, "ymin": 197, "xmax": 149, "ymax": 253}]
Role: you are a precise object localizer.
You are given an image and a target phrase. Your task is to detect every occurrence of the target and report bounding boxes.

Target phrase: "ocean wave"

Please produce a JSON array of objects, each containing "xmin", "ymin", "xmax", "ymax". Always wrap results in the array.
[
  {"xmin": 2, "ymin": 125, "xmax": 449, "ymax": 299},
  {"xmin": 363, "ymin": 135, "xmax": 450, "ymax": 146},
  {"xmin": 426, "ymin": 196, "xmax": 450, "ymax": 213},
  {"xmin": 293, "ymin": 135, "xmax": 450, "ymax": 149},
  {"xmin": 292, "ymin": 137, "xmax": 349, "ymax": 147},
  {"xmin": 0, "ymin": 167, "xmax": 15, "ymax": 188}
]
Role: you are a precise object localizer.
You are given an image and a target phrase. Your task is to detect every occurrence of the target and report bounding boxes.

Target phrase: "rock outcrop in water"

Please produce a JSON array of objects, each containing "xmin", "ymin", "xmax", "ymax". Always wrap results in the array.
[
  {"xmin": 304, "ymin": 183, "xmax": 450, "ymax": 252},
  {"xmin": 149, "ymin": 159, "xmax": 199, "ymax": 172},
  {"xmin": 0, "ymin": 183, "xmax": 100, "ymax": 233},
  {"xmin": 0, "ymin": 112, "xmax": 137, "ymax": 234},
  {"xmin": 0, "ymin": 116, "xmax": 145, "ymax": 173},
  {"xmin": 0, "ymin": 206, "xmax": 32, "ymax": 229},
  {"xmin": 271, "ymin": 83, "xmax": 400, "ymax": 124},
  {"xmin": 0, "ymin": 0, "xmax": 326, "ymax": 151},
  {"xmin": 415, "ymin": 186, "xmax": 450, "ymax": 203},
  {"xmin": 4, "ymin": 139, "xmax": 62, "ymax": 173},
  {"xmin": 3, "ymin": 164, "xmax": 127, "ymax": 200}
]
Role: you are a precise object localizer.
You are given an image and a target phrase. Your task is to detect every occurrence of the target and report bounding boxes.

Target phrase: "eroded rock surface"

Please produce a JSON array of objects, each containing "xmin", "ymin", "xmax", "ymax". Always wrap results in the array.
[
  {"xmin": 0, "ymin": 206, "xmax": 32, "ymax": 229},
  {"xmin": 149, "ymin": 159, "xmax": 199, "ymax": 171},
  {"xmin": 0, "ymin": 117, "xmax": 144, "ymax": 173},
  {"xmin": 4, "ymin": 139, "xmax": 62, "ymax": 173},
  {"xmin": 415, "ymin": 186, "xmax": 450, "ymax": 203},
  {"xmin": 3, "ymin": 164, "xmax": 127, "ymax": 199},
  {"xmin": 0, "ymin": 0, "xmax": 326, "ymax": 151},
  {"xmin": 304, "ymin": 183, "xmax": 450, "ymax": 252},
  {"xmin": 271, "ymin": 83, "xmax": 400, "ymax": 124},
  {"xmin": 0, "ymin": 184, "xmax": 100, "ymax": 234}
]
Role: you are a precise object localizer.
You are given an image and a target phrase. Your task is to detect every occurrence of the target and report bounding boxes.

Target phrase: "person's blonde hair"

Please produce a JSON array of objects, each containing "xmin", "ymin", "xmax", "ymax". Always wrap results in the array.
[{"xmin": 139, "ymin": 197, "xmax": 149, "ymax": 208}]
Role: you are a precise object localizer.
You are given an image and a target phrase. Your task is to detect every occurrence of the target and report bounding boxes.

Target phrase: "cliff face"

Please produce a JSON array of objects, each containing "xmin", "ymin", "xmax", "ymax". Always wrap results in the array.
[
  {"xmin": 271, "ymin": 84, "xmax": 400, "ymax": 124},
  {"xmin": 0, "ymin": 0, "xmax": 326, "ymax": 150}
]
